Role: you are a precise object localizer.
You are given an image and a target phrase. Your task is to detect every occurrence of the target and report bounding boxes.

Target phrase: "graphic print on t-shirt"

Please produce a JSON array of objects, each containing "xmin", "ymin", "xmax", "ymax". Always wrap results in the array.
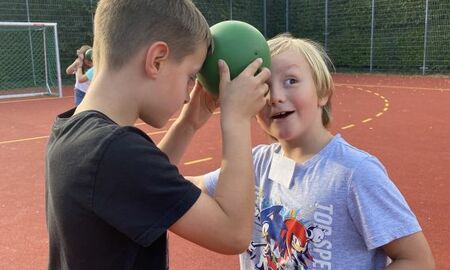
[{"xmin": 247, "ymin": 197, "xmax": 326, "ymax": 270}]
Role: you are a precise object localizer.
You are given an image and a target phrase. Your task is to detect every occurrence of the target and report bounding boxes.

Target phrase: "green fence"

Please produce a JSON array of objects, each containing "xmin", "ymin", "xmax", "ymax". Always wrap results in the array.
[{"xmin": 1, "ymin": 0, "xmax": 449, "ymax": 88}]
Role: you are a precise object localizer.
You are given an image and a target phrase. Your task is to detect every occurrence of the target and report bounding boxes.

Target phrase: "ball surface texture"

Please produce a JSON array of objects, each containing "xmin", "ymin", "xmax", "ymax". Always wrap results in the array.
[{"xmin": 197, "ymin": 20, "xmax": 271, "ymax": 95}]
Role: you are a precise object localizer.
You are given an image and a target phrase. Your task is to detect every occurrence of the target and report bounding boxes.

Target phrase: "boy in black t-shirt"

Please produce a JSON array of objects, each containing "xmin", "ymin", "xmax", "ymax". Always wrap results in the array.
[{"xmin": 45, "ymin": 0, "xmax": 270, "ymax": 269}]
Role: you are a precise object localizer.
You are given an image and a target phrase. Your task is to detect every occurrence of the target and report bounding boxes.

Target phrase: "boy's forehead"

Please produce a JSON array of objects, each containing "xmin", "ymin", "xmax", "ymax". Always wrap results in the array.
[
  {"xmin": 192, "ymin": 42, "xmax": 209, "ymax": 67},
  {"xmin": 272, "ymin": 51, "xmax": 305, "ymax": 71},
  {"xmin": 175, "ymin": 43, "xmax": 207, "ymax": 73}
]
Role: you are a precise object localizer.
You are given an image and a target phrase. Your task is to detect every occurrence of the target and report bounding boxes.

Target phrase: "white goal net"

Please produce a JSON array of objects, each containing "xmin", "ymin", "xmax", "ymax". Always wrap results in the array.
[{"xmin": 0, "ymin": 22, "xmax": 62, "ymax": 99}]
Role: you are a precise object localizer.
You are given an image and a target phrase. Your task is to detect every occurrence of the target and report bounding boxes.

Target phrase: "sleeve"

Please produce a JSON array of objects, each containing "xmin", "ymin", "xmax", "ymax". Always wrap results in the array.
[
  {"xmin": 202, "ymin": 145, "xmax": 268, "ymax": 196},
  {"xmin": 203, "ymin": 168, "xmax": 221, "ymax": 196},
  {"xmin": 86, "ymin": 67, "xmax": 94, "ymax": 81},
  {"xmin": 347, "ymin": 156, "xmax": 421, "ymax": 250},
  {"xmin": 92, "ymin": 129, "xmax": 201, "ymax": 247}
]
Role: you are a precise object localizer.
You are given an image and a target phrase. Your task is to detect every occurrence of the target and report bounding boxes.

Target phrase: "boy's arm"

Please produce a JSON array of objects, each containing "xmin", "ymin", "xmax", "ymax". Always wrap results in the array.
[
  {"xmin": 383, "ymin": 231, "xmax": 435, "ymax": 270},
  {"xmin": 76, "ymin": 67, "xmax": 89, "ymax": 83},
  {"xmin": 169, "ymin": 59, "xmax": 270, "ymax": 254},
  {"xmin": 158, "ymin": 81, "xmax": 217, "ymax": 165},
  {"xmin": 66, "ymin": 59, "xmax": 80, "ymax": 75}
]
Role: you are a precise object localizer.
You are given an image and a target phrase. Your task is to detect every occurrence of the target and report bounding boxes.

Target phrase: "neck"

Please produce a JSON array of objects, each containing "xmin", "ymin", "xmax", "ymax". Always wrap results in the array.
[
  {"xmin": 75, "ymin": 68, "xmax": 141, "ymax": 126},
  {"xmin": 280, "ymin": 128, "xmax": 333, "ymax": 164}
]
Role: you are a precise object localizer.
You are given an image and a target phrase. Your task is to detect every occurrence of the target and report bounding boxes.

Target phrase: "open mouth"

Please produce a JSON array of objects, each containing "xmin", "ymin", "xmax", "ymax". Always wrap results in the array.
[{"xmin": 271, "ymin": 111, "xmax": 294, "ymax": 120}]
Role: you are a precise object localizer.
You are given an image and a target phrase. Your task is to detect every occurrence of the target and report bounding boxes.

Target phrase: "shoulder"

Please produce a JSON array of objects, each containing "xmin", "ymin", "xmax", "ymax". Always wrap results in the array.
[
  {"xmin": 98, "ymin": 126, "xmax": 163, "ymax": 168},
  {"xmin": 252, "ymin": 143, "xmax": 280, "ymax": 162},
  {"xmin": 330, "ymin": 137, "xmax": 394, "ymax": 193},
  {"xmin": 55, "ymin": 110, "xmax": 159, "ymax": 162},
  {"xmin": 332, "ymin": 135, "xmax": 374, "ymax": 162},
  {"xmin": 329, "ymin": 135, "xmax": 385, "ymax": 173}
]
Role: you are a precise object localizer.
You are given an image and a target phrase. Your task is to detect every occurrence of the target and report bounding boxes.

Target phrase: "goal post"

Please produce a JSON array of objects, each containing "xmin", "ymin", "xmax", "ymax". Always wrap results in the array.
[{"xmin": 0, "ymin": 22, "xmax": 63, "ymax": 99}]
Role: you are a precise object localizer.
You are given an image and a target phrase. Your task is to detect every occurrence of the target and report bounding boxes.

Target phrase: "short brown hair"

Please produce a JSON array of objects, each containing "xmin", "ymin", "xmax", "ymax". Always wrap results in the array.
[
  {"xmin": 78, "ymin": 45, "xmax": 91, "ymax": 55},
  {"xmin": 93, "ymin": 0, "xmax": 211, "ymax": 71},
  {"xmin": 268, "ymin": 33, "xmax": 334, "ymax": 128}
]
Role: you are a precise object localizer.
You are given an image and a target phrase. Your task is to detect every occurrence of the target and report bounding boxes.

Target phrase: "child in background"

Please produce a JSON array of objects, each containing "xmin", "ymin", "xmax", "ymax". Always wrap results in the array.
[
  {"xmin": 65, "ymin": 44, "xmax": 93, "ymax": 105},
  {"xmin": 193, "ymin": 33, "xmax": 435, "ymax": 269},
  {"xmin": 45, "ymin": 0, "xmax": 270, "ymax": 269},
  {"xmin": 84, "ymin": 49, "xmax": 95, "ymax": 82}
]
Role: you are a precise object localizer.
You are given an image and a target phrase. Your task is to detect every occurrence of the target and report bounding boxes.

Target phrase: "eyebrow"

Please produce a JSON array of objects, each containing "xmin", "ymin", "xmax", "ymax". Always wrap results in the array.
[
  {"xmin": 279, "ymin": 63, "xmax": 302, "ymax": 74},
  {"xmin": 285, "ymin": 63, "xmax": 300, "ymax": 69}
]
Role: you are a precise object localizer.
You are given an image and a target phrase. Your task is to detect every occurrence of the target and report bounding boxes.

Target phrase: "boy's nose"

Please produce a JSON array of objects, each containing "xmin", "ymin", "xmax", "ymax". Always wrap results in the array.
[{"xmin": 269, "ymin": 87, "xmax": 284, "ymax": 105}]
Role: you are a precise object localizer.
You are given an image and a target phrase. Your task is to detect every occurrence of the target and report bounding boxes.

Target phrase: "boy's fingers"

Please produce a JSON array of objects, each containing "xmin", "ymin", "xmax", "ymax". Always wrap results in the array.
[
  {"xmin": 192, "ymin": 79, "xmax": 201, "ymax": 91},
  {"xmin": 218, "ymin": 59, "xmax": 231, "ymax": 88},
  {"xmin": 262, "ymin": 83, "xmax": 270, "ymax": 97},
  {"xmin": 255, "ymin": 67, "xmax": 271, "ymax": 84},
  {"xmin": 241, "ymin": 58, "xmax": 263, "ymax": 77}
]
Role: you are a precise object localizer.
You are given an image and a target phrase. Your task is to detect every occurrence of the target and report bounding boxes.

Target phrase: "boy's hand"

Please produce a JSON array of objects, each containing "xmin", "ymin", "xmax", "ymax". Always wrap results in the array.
[
  {"xmin": 75, "ymin": 58, "xmax": 83, "ymax": 67},
  {"xmin": 178, "ymin": 81, "xmax": 219, "ymax": 131},
  {"xmin": 77, "ymin": 50, "xmax": 85, "ymax": 61},
  {"xmin": 218, "ymin": 58, "xmax": 270, "ymax": 121}
]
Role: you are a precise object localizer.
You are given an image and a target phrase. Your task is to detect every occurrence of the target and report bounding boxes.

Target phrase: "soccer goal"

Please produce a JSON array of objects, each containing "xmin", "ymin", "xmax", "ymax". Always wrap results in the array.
[{"xmin": 0, "ymin": 22, "xmax": 63, "ymax": 99}]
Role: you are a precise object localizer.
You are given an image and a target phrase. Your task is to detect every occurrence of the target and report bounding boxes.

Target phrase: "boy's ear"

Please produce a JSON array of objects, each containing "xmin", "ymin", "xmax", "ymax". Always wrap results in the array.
[
  {"xmin": 144, "ymin": 41, "xmax": 170, "ymax": 78},
  {"xmin": 318, "ymin": 94, "xmax": 329, "ymax": 107}
]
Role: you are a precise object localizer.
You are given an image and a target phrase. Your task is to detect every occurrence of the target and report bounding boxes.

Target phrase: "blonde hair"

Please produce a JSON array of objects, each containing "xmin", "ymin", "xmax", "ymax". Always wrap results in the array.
[
  {"xmin": 268, "ymin": 33, "xmax": 334, "ymax": 127},
  {"xmin": 93, "ymin": 0, "xmax": 211, "ymax": 71}
]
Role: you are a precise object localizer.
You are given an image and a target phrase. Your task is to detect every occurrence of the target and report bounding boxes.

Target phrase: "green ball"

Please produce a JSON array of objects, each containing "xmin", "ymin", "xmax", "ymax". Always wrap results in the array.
[
  {"xmin": 85, "ymin": 48, "xmax": 93, "ymax": 61},
  {"xmin": 197, "ymin": 20, "xmax": 271, "ymax": 96}
]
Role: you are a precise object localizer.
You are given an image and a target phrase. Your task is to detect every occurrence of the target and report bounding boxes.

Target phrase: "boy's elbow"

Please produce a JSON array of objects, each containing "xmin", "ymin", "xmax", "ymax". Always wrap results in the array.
[
  {"xmin": 424, "ymin": 256, "xmax": 436, "ymax": 270},
  {"xmin": 234, "ymin": 233, "xmax": 252, "ymax": 253},
  {"xmin": 418, "ymin": 244, "xmax": 436, "ymax": 270},
  {"xmin": 220, "ymin": 235, "xmax": 251, "ymax": 255},
  {"xmin": 220, "ymin": 229, "xmax": 252, "ymax": 254},
  {"xmin": 391, "ymin": 255, "xmax": 436, "ymax": 270}
]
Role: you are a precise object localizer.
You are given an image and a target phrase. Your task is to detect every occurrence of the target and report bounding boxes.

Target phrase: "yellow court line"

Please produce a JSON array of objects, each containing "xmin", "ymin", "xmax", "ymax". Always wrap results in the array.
[
  {"xmin": 1, "ymin": 111, "xmax": 221, "ymax": 145},
  {"xmin": 0, "ymin": 96, "xmax": 72, "ymax": 104},
  {"xmin": 340, "ymin": 86, "xmax": 390, "ymax": 130},
  {"xmin": 0, "ymin": 131, "xmax": 171, "ymax": 145},
  {"xmin": 184, "ymin": 157, "xmax": 213, "ymax": 165},
  {"xmin": 0, "ymin": 135, "xmax": 49, "ymax": 145},
  {"xmin": 341, "ymin": 124, "xmax": 355, "ymax": 130},
  {"xmin": 335, "ymin": 83, "xmax": 450, "ymax": 92},
  {"xmin": 146, "ymin": 130, "xmax": 167, "ymax": 136},
  {"xmin": 135, "ymin": 111, "xmax": 221, "ymax": 127}
]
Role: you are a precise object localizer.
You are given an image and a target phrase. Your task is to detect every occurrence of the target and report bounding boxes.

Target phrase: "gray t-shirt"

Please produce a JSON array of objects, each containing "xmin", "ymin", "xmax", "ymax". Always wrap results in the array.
[{"xmin": 204, "ymin": 134, "xmax": 421, "ymax": 270}]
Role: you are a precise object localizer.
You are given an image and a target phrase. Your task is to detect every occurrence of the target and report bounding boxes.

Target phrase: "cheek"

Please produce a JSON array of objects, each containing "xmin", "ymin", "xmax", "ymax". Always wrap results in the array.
[
  {"xmin": 293, "ymin": 92, "xmax": 318, "ymax": 111},
  {"xmin": 256, "ymin": 107, "xmax": 270, "ymax": 124}
]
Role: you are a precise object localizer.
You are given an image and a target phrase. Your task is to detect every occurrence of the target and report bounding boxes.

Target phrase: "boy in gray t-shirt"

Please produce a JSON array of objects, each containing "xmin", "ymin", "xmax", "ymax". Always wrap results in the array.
[
  {"xmin": 189, "ymin": 34, "xmax": 434, "ymax": 269},
  {"xmin": 204, "ymin": 135, "xmax": 423, "ymax": 269}
]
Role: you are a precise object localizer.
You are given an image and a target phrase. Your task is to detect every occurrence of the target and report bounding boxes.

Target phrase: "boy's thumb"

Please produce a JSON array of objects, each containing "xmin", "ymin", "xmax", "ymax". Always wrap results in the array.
[{"xmin": 218, "ymin": 59, "xmax": 230, "ymax": 88}]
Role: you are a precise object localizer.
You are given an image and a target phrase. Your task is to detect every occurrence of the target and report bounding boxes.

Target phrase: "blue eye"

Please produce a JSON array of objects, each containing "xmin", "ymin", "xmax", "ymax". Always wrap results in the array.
[{"xmin": 284, "ymin": 78, "xmax": 298, "ymax": 87}]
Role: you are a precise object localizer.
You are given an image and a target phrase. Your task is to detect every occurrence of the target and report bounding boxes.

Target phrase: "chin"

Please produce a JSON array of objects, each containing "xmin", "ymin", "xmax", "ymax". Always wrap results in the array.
[{"xmin": 273, "ymin": 129, "xmax": 298, "ymax": 142}]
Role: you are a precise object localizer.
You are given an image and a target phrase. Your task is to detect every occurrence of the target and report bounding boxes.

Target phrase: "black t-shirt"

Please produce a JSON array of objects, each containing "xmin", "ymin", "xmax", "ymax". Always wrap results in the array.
[{"xmin": 45, "ymin": 108, "xmax": 201, "ymax": 270}]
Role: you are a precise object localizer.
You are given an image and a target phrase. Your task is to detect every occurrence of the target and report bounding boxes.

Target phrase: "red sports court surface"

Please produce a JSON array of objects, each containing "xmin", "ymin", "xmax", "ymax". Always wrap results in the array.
[{"xmin": 0, "ymin": 73, "xmax": 449, "ymax": 269}]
